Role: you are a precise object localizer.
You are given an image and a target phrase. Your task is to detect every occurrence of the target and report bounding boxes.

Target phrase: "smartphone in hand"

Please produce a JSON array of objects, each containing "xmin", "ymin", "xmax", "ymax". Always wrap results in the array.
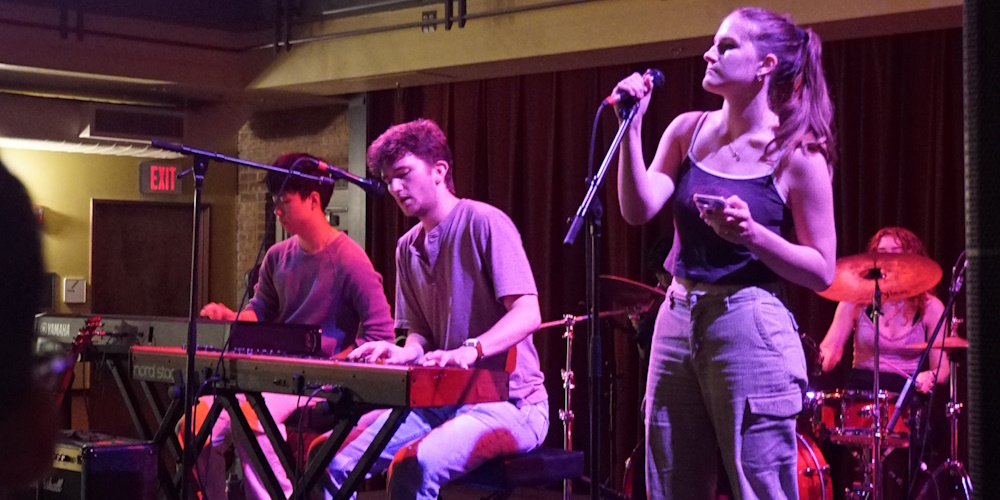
[{"xmin": 693, "ymin": 193, "xmax": 727, "ymax": 211}]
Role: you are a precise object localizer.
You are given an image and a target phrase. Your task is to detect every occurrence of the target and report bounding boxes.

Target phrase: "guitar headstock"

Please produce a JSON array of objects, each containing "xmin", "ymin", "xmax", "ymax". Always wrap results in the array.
[{"xmin": 74, "ymin": 316, "xmax": 106, "ymax": 347}]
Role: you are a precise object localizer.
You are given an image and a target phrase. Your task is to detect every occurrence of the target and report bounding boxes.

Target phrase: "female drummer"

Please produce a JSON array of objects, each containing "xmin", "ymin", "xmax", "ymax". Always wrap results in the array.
[
  {"xmin": 818, "ymin": 226, "xmax": 950, "ymax": 499},
  {"xmin": 819, "ymin": 226, "xmax": 950, "ymax": 393}
]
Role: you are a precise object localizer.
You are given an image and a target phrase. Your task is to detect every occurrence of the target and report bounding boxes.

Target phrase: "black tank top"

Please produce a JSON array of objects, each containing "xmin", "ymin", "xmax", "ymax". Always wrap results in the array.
[{"xmin": 664, "ymin": 113, "xmax": 793, "ymax": 285}]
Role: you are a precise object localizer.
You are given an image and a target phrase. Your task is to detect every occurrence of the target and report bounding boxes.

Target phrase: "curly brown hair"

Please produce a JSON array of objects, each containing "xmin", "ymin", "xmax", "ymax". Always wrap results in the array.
[
  {"xmin": 367, "ymin": 118, "xmax": 455, "ymax": 194},
  {"xmin": 866, "ymin": 226, "xmax": 928, "ymax": 256},
  {"xmin": 865, "ymin": 226, "xmax": 931, "ymax": 319}
]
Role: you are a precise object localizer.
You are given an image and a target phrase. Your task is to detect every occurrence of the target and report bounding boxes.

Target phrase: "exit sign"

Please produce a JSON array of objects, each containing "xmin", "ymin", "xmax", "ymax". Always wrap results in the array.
[{"xmin": 139, "ymin": 161, "xmax": 181, "ymax": 194}]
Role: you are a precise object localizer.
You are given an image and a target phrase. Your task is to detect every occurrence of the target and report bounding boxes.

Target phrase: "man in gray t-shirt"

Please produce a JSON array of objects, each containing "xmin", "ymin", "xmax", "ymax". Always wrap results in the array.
[{"xmin": 322, "ymin": 119, "xmax": 549, "ymax": 499}]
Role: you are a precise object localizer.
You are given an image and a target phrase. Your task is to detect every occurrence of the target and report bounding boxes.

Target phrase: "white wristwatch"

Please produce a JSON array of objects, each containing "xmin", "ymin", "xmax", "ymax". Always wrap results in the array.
[{"xmin": 462, "ymin": 338, "xmax": 484, "ymax": 361}]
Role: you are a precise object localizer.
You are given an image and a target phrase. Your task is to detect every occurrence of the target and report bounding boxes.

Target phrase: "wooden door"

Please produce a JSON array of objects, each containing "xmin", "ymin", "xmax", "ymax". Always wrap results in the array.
[{"xmin": 91, "ymin": 200, "xmax": 210, "ymax": 316}]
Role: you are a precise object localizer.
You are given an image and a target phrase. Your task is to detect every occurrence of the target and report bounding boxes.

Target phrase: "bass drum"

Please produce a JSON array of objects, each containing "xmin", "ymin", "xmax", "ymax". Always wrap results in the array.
[
  {"xmin": 796, "ymin": 432, "xmax": 833, "ymax": 500},
  {"xmin": 622, "ymin": 433, "xmax": 832, "ymax": 500},
  {"xmin": 622, "ymin": 441, "xmax": 644, "ymax": 499}
]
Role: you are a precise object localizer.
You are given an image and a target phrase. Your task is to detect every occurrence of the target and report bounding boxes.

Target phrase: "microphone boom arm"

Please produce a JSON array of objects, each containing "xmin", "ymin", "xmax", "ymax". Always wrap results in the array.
[
  {"xmin": 153, "ymin": 140, "xmax": 336, "ymax": 185},
  {"xmin": 564, "ymin": 104, "xmax": 639, "ymax": 245}
]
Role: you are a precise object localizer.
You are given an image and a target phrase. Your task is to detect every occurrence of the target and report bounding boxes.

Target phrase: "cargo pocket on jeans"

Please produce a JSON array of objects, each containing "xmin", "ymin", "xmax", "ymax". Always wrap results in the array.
[
  {"xmin": 742, "ymin": 390, "xmax": 802, "ymax": 470},
  {"xmin": 747, "ymin": 389, "xmax": 803, "ymax": 418}
]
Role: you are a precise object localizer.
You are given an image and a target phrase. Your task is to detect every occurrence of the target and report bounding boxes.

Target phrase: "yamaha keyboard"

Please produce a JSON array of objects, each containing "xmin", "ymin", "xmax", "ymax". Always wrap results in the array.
[
  {"xmin": 35, "ymin": 314, "xmax": 321, "ymax": 356},
  {"xmin": 130, "ymin": 346, "xmax": 510, "ymax": 407}
]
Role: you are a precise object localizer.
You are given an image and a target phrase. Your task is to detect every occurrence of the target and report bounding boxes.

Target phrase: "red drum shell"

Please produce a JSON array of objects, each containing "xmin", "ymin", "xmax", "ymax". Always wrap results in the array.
[{"xmin": 811, "ymin": 389, "xmax": 910, "ymax": 448}]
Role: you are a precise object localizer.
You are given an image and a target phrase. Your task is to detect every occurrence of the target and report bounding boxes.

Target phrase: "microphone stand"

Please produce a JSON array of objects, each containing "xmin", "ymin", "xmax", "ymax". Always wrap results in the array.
[
  {"xmin": 564, "ymin": 103, "xmax": 639, "ymax": 500},
  {"xmin": 152, "ymin": 140, "xmax": 335, "ymax": 499},
  {"xmin": 180, "ymin": 154, "xmax": 207, "ymax": 500},
  {"xmin": 884, "ymin": 253, "xmax": 966, "ymax": 459}
]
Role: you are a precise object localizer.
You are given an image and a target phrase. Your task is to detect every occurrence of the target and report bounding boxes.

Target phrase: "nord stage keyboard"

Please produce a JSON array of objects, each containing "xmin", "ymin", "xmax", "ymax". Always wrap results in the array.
[{"xmin": 130, "ymin": 345, "xmax": 510, "ymax": 408}]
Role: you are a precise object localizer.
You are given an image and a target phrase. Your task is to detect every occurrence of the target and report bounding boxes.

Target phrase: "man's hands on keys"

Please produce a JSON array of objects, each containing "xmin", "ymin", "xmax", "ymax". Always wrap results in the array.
[
  {"xmin": 422, "ymin": 346, "xmax": 478, "ymax": 369},
  {"xmin": 348, "ymin": 341, "xmax": 422, "ymax": 365},
  {"xmin": 348, "ymin": 341, "xmax": 479, "ymax": 369}
]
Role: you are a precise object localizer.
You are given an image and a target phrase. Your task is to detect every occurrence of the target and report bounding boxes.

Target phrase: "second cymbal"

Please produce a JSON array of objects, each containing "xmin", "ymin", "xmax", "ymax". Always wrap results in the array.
[
  {"xmin": 537, "ymin": 275, "xmax": 665, "ymax": 332},
  {"xmin": 537, "ymin": 309, "xmax": 633, "ymax": 331},
  {"xmin": 905, "ymin": 336, "xmax": 969, "ymax": 352},
  {"xmin": 599, "ymin": 274, "xmax": 666, "ymax": 310},
  {"xmin": 817, "ymin": 252, "xmax": 942, "ymax": 303}
]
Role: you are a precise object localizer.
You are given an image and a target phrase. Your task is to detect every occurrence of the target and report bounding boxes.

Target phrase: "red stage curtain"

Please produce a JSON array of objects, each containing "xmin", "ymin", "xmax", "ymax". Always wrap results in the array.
[{"xmin": 364, "ymin": 27, "xmax": 964, "ymax": 479}]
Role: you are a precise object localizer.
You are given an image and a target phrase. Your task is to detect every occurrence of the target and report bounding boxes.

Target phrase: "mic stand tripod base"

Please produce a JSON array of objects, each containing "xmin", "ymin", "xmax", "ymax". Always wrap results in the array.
[
  {"xmin": 576, "ymin": 474, "xmax": 631, "ymax": 500},
  {"xmin": 913, "ymin": 459, "xmax": 972, "ymax": 500}
]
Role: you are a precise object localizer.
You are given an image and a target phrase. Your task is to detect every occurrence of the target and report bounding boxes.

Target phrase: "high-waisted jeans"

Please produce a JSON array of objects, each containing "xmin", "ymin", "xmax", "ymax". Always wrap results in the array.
[{"xmin": 645, "ymin": 279, "xmax": 807, "ymax": 499}]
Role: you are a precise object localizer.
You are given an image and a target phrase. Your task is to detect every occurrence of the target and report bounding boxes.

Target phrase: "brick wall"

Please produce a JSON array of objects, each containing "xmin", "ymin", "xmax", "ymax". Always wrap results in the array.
[{"xmin": 233, "ymin": 105, "xmax": 350, "ymax": 303}]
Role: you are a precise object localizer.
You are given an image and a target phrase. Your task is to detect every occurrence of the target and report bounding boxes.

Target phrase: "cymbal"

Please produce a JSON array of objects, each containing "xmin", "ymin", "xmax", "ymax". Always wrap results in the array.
[
  {"xmin": 817, "ymin": 252, "xmax": 942, "ymax": 303},
  {"xmin": 905, "ymin": 336, "xmax": 969, "ymax": 352},
  {"xmin": 537, "ymin": 276, "xmax": 665, "ymax": 332},
  {"xmin": 599, "ymin": 274, "xmax": 666, "ymax": 310},
  {"xmin": 537, "ymin": 308, "xmax": 633, "ymax": 331}
]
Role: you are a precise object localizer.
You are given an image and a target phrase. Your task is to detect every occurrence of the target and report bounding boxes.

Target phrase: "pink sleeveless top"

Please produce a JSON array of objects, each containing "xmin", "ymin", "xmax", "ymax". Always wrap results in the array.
[{"xmin": 852, "ymin": 309, "xmax": 926, "ymax": 375}]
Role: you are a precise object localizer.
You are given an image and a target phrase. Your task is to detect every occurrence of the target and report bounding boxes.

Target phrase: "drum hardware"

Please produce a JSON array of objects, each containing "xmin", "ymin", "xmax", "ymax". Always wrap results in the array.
[
  {"xmin": 904, "ymin": 336, "xmax": 968, "ymax": 353},
  {"xmin": 858, "ymin": 403, "xmax": 875, "ymax": 418},
  {"xmin": 538, "ymin": 275, "xmax": 663, "ymax": 500},
  {"xmin": 884, "ymin": 251, "xmax": 969, "ymax": 498},
  {"xmin": 818, "ymin": 251, "xmax": 943, "ymax": 500},
  {"xmin": 910, "ymin": 315, "xmax": 972, "ymax": 499}
]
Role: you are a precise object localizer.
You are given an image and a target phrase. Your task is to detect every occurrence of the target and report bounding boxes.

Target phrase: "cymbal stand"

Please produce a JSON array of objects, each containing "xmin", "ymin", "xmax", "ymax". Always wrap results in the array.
[
  {"xmin": 921, "ymin": 316, "xmax": 972, "ymax": 499},
  {"xmin": 552, "ymin": 313, "xmax": 633, "ymax": 500},
  {"xmin": 845, "ymin": 270, "xmax": 886, "ymax": 500},
  {"xmin": 558, "ymin": 314, "xmax": 577, "ymax": 500},
  {"xmin": 868, "ymin": 270, "xmax": 886, "ymax": 500}
]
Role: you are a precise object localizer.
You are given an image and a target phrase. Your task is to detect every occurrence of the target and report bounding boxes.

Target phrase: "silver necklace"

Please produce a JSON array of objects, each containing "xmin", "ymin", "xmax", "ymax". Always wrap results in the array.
[{"xmin": 726, "ymin": 141, "xmax": 745, "ymax": 162}]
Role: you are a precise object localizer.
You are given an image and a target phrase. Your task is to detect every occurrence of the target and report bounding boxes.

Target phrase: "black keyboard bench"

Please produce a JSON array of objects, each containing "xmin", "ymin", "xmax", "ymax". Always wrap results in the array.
[{"xmin": 452, "ymin": 447, "xmax": 584, "ymax": 499}]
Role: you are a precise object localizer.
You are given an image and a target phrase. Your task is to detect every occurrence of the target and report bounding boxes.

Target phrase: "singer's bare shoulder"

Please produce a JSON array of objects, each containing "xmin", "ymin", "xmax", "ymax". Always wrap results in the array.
[
  {"xmin": 662, "ymin": 111, "xmax": 708, "ymax": 151},
  {"xmin": 778, "ymin": 145, "xmax": 833, "ymax": 192},
  {"xmin": 648, "ymin": 111, "xmax": 708, "ymax": 177}
]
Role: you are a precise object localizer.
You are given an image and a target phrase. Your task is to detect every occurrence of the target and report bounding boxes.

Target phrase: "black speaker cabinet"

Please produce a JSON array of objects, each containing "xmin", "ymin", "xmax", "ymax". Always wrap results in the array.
[{"xmin": 35, "ymin": 431, "xmax": 157, "ymax": 500}]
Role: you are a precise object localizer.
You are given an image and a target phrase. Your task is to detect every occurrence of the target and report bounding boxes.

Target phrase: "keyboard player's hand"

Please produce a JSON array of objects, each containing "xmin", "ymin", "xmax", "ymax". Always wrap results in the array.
[
  {"xmin": 348, "ymin": 341, "xmax": 421, "ymax": 365},
  {"xmin": 200, "ymin": 302, "xmax": 237, "ymax": 321},
  {"xmin": 421, "ymin": 347, "xmax": 477, "ymax": 369}
]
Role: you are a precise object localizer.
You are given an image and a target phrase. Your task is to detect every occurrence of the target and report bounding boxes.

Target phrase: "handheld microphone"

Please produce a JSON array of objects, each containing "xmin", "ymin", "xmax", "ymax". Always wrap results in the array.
[
  {"xmin": 605, "ymin": 68, "xmax": 666, "ymax": 107},
  {"xmin": 309, "ymin": 157, "xmax": 387, "ymax": 196}
]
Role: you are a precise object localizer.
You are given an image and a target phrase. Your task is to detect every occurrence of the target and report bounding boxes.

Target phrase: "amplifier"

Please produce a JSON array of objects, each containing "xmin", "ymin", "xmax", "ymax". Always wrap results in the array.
[{"xmin": 35, "ymin": 431, "xmax": 157, "ymax": 500}]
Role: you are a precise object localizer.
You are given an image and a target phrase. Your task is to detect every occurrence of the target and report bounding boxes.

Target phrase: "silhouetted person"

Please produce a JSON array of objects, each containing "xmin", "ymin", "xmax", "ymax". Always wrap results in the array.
[{"xmin": 0, "ymin": 163, "xmax": 57, "ymax": 498}]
